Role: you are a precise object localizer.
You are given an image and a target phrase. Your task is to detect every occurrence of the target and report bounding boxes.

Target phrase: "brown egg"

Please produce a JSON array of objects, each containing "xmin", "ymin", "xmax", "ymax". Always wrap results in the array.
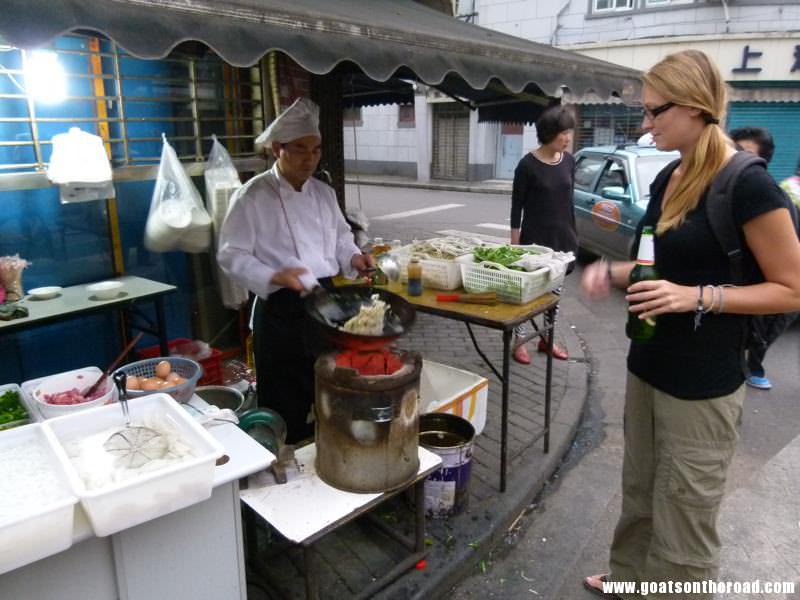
[
  {"xmin": 155, "ymin": 360, "xmax": 172, "ymax": 380},
  {"xmin": 140, "ymin": 378, "xmax": 161, "ymax": 391},
  {"xmin": 166, "ymin": 371, "xmax": 182, "ymax": 383},
  {"xmin": 126, "ymin": 376, "xmax": 140, "ymax": 390},
  {"xmin": 171, "ymin": 376, "xmax": 186, "ymax": 386}
]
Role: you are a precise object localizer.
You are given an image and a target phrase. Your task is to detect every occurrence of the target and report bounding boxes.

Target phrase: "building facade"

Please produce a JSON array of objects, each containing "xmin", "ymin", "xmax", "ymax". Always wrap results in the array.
[{"xmin": 345, "ymin": 1, "xmax": 800, "ymax": 181}]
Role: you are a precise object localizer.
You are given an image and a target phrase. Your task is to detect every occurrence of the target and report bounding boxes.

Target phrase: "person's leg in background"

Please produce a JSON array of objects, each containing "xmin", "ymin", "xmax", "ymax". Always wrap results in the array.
[{"xmin": 746, "ymin": 313, "xmax": 796, "ymax": 390}]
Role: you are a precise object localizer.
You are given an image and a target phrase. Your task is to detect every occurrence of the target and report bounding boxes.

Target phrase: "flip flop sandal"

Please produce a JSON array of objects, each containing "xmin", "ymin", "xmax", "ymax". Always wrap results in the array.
[{"xmin": 582, "ymin": 575, "xmax": 622, "ymax": 599}]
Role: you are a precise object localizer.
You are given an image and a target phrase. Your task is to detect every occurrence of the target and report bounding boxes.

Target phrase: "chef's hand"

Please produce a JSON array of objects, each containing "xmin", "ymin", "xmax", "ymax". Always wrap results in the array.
[
  {"xmin": 350, "ymin": 253, "xmax": 375, "ymax": 277},
  {"xmin": 271, "ymin": 267, "xmax": 308, "ymax": 292}
]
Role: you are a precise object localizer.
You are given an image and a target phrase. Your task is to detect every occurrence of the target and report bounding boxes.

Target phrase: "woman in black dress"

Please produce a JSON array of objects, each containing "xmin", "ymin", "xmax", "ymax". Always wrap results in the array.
[{"xmin": 510, "ymin": 106, "xmax": 577, "ymax": 364}]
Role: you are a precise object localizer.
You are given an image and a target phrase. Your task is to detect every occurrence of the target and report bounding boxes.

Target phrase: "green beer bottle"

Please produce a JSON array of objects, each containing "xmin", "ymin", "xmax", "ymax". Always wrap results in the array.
[{"xmin": 626, "ymin": 226, "xmax": 658, "ymax": 342}]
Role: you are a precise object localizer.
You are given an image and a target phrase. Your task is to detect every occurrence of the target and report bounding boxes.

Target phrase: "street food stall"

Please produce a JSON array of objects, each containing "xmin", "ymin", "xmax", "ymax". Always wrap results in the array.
[{"xmin": 0, "ymin": 1, "xmax": 639, "ymax": 597}]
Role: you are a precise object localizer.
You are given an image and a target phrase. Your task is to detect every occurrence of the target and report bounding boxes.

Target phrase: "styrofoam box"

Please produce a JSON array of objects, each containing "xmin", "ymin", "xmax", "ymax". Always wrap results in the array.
[
  {"xmin": 0, "ymin": 423, "xmax": 78, "ymax": 574},
  {"xmin": 43, "ymin": 393, "xmax": 224, "ymax": 537},
  {"xmin": 419, "ymin": 360, "xmax": 488, "ymax": 435}
]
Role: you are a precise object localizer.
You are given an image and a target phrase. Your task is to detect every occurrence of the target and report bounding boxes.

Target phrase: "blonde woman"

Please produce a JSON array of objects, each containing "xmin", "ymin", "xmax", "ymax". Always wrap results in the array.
[{"xmin": 581, "ymin": 50, "xmax": 800, "ymax": 598}]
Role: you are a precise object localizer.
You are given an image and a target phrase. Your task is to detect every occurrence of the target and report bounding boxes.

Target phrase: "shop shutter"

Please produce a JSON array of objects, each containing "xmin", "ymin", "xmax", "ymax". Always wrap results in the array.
[
  {"xmin": 727, "ymin": 102, "xmax": 800, "ymax": 182},
  {"xmin": 432, "ymin": 103, "xmax": 469, "ymax": 180}
]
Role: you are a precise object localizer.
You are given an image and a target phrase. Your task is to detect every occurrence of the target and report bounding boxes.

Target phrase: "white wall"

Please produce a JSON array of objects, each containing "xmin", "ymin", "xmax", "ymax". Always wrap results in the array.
[
  {"xmin": 469, "ymin": 110, "xmax": 499, "ymax": 165},
  {"xmin": 343, "ymin": 105, "xmax": 417, "ymax": 164},
  {"xmin": 470, "ymin": 0, "xmax": 800, "ymax": 46}
]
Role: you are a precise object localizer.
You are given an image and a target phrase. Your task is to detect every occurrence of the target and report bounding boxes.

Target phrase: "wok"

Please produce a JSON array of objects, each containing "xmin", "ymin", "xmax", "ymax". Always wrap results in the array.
[{"xmin": 305, "ymin": 285, "xmax": 415, "ymax": 350}]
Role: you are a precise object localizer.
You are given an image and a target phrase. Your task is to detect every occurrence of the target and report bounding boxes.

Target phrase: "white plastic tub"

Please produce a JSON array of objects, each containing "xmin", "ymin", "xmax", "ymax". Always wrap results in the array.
[
  {"xmin": 22, "ymin": 366, "xmax": 119, "ymax": 421},
  {"xmin": 44, "ymin": 393, "xmax": 224, "ymax": 537},
  {"xmin": 0, "ymin": 423, "xmax": 78, "ymax": 574},
  {"xmin": 419, "ymin": 360, "xmax": 488, "ymax": 435}
]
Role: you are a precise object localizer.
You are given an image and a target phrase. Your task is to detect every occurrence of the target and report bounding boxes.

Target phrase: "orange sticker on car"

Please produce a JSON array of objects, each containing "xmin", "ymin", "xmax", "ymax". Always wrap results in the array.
[{"xmin": 591, "ymin": 201, "xmax": 621, "ymax": 231}]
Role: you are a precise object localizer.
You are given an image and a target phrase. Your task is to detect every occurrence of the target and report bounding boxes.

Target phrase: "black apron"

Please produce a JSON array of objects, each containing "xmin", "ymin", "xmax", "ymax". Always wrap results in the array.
[{"xmin": 252, "ymin": 278, "xmax": 333, "ymax": 444}]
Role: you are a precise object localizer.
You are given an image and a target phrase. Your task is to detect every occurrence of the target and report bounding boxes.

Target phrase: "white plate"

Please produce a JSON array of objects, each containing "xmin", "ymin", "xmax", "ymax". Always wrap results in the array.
[{"xmin": 28, "ymin": 286, "xmax": 63, "ymax": 300}]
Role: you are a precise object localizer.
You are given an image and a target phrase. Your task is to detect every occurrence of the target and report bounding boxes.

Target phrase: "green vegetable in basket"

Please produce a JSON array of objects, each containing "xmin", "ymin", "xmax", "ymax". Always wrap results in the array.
[
  {"xmin": 0, "ymin": 389, "xmax": 28, "ymax": 425},
  {"xmin": 473, "ymin": 246, "xmax": 532, "ymax": 271}
]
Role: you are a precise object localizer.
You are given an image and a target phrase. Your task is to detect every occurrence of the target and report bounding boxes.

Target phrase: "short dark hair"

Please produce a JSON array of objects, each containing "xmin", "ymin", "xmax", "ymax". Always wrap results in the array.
[
  {"xmin": 536, "ymin": 106, "xmax": 576, "ymax": 145},
  {"xmin": 729, "ymin": 126, "xmax": 775, "ymax": 164}
]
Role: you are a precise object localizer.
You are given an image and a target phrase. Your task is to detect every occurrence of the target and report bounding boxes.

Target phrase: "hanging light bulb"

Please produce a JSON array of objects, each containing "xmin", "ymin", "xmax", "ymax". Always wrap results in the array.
[{"xmin": 24, "ymin": 50, "xmax": 67, "ymax": 103}]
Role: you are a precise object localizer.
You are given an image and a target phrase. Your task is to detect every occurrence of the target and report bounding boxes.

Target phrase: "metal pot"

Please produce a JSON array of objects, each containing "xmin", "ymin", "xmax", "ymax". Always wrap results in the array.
[{"xmin": 194, "ymin": 385, "xmax": 250, "ymax": 415}]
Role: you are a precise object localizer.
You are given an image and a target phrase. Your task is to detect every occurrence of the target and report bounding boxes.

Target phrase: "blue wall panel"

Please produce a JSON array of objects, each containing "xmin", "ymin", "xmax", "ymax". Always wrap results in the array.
[{"xmin": 0, "ymin": 39, "xmax": 195, "ymax": 385}]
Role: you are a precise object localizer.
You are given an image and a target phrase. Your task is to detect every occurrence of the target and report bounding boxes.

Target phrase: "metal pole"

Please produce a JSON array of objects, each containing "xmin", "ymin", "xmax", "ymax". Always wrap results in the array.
[
  {"xmin": 111, "ymin": 42, "xmax": 130, "ymax": 166},
  {"xmin": 20, "ymin": 50, "xmax": 44, "ymax": 171},
  {"xmin": 188, "ymin": 58, "xmax": 203, "ymax": 161},
  {"xmin": 501, "ymin": 328, "xmax": 511, "ymax": 492}
]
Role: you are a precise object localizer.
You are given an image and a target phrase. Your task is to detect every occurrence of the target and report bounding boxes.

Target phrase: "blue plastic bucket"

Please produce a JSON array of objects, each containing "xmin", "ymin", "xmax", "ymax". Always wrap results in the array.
[{"xmin": 419, "ymin": 413, "xmax": 475, "ymax": 518}]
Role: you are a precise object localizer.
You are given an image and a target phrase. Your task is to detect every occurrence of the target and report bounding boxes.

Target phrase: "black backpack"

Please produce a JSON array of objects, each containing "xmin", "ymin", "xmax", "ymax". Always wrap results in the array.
[{"xmin": 649, "ymin": 151, "xmax": 799, "ymax": 284}]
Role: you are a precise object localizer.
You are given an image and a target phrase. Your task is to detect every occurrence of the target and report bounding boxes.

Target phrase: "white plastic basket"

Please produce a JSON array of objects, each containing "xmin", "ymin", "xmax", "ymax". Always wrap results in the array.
[
  {"xmin": 456, "ymin": 244, "xmax": 567, "ymax": 304},
  {"xmin": 44, "ymin": 393, "xmax": 224, "ymax": 537},
  {"xmin": 393, "ymin": 245, "xmax": 463, "ymax": 291}
]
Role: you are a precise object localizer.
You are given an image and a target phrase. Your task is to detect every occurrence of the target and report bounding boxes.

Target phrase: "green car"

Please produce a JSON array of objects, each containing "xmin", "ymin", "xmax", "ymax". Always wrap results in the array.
[{"xmin": 573, "ymin": 144, "xmax": 678, "ymax": 260}]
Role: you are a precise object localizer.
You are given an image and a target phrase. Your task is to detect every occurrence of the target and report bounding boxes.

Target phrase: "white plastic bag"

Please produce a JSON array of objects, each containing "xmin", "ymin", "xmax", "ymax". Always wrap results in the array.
[
  {"xmin": 47, "ymin": 127, "xmax": 113, "ymax": 185},
  {"xmin": 204, "ymin": 135, "xmax": 248, "ymax": 308},
  {"xmin": 144, "ymin": 135, "xmax": 211, "ymax": 253},
  {"xmin": 47, "ymin": 127, "xmax": 115, "ymax": 203}
]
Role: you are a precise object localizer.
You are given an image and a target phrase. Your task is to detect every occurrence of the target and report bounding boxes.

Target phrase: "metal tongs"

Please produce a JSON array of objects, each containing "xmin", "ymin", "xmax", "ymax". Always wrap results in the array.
[{"xmin": 103, "ymin": 372, "xmax": 169, "ymax": 468}]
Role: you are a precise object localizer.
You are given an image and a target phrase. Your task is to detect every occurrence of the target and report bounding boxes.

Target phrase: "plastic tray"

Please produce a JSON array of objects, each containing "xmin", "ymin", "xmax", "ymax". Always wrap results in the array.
[
  {"xmin": 393, "ymin": 245, "xmax": 464, "ymax": 291},
  {"xmin": 419, "ymin": 360, "xmax": 488, "ymax": 435},
  {"xmin": 44, "ymin": 393, "xmax": 224, "ymax": 537},
  {"xmin": 0, "ymin": 383, "xmax": 30, "ymax": 431},
  {"xmin": 0, "ymin": 423, "xmax": 78, "ymax": 574},
  {"xmin": 456, "ymin": 244, "xmax": 567, "ymax": 304}
]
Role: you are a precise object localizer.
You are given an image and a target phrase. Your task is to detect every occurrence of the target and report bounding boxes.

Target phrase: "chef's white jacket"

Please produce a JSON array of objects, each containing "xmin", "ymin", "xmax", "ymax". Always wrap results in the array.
[{"xmin": 217, "ymin": 165, "xmax": 361, "ymax": 299}]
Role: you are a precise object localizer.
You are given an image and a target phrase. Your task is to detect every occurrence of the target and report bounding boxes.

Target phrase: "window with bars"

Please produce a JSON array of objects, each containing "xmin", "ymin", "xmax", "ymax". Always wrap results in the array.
[
  {"xmin": 0, "ymin": 34, "xmax": 266, "ymax": 184},
  {"xmin": 574, "ymin": 104, "xmax": 644, "ymax": 150}
]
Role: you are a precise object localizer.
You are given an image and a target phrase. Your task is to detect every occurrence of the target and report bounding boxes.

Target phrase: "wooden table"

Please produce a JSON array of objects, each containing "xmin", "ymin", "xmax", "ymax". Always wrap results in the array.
[
  {"xmin": 2, "ymin": 275, "xmax": 176, "ymax": 376},
  {"xmin": 342, "ymin": 280, "xmax": 560, "ymax": 493}
]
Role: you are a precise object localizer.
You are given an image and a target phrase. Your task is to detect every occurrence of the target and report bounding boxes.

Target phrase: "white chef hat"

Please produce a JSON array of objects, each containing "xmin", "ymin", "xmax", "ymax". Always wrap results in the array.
[{"xmin": 254, "ymin": 97, "xmax": 320, "ymax": 150}]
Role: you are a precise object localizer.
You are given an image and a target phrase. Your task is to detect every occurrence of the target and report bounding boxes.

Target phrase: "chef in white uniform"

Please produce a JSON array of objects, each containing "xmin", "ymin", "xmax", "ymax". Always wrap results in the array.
[{"xmin": 217, "ymin": 97, "xmax": 373, "ymax": 443}]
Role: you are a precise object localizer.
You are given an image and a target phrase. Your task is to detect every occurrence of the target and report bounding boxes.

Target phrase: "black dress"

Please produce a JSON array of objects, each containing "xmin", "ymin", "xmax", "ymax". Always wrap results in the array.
[{"xmin": 510, "ymin": 151, "xmax": 577, "ymax": 254}]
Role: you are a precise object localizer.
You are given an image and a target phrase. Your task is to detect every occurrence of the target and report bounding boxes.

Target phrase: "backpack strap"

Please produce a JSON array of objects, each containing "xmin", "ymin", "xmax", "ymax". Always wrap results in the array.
[{"xmin": 705, "ymin": 152, "xmax": 767, "ymax": 285}]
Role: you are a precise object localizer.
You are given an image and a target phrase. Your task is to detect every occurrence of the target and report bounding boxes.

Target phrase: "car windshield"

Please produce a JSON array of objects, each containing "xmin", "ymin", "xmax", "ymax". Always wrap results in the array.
[{"xmin": 636, "ymin": 154, "xmax": 678, "ymax": 204}]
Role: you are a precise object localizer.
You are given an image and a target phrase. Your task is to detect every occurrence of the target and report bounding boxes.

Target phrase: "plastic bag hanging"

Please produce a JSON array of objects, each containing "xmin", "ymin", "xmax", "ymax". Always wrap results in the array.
[
  {"xmin": 204, "ymin": 135, "xmax": 248, "ymax": 308},
  {"xmin": 144, "ymin": 134, "xmax": 211, "ymax": 253},
  {"xmin": 46, "ymin": 127, "xmax": 115, "ymax": 203}
]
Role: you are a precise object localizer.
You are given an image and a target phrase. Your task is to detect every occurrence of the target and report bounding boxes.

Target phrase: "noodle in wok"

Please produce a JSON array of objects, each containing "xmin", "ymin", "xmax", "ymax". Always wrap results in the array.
[{"xmin": 339, "ymin": 294, "xmax": 389, "ymax": 336}]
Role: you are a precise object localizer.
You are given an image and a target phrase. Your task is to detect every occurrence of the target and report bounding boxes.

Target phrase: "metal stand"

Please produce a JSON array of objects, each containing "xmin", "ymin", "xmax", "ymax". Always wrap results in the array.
[{"xmin": 465, "ymin": 304, "xmax": 557, "ymax": 492}]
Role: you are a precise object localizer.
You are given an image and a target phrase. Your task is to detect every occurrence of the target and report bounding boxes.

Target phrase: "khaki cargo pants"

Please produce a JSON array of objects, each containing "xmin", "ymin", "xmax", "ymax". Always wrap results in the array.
[{"xmin": 609, "ymin": 372, "xmax": 744, "ymax": 600}]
